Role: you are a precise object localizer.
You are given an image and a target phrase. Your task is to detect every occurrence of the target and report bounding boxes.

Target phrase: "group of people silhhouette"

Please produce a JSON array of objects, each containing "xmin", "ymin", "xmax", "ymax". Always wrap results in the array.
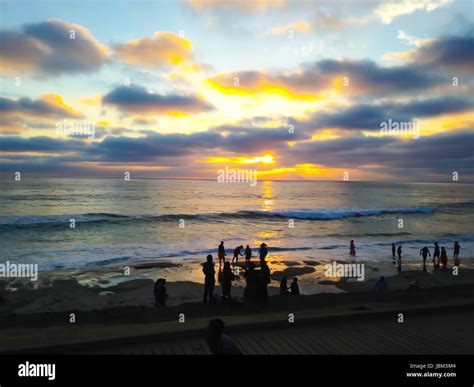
[
  {"xmin": 349, "ymin": 239, "xmax": 461, "ymax": 272},
  {"xmin": 349, "ymin": 239, "xmax": 461, "ymax": 271},
  {"xmin": 279, "ymin": 277, "xmax": 299, "ymax": 296},
  {"xmin": 390, "ymin": 241, "xmax": 461, "ymax": 271},
  {"xmin": 154, "ymin": 238, "xmax": 462, "ymax": 306},
  {"xmin": 208, "ymin": 241, "xmax": 273, "ymax": 304}
]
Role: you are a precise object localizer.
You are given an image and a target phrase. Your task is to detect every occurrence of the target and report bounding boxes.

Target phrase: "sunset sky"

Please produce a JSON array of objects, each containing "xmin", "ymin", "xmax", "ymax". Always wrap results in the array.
[{"xmin": 1, "ymin": 0, "xmax": 473, "ymax": 181}]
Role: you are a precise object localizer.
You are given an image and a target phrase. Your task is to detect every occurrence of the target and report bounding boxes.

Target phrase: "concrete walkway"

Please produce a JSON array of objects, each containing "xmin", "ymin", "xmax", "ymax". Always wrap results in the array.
[{"xmin": 86, "ymin": 309, "xmax": 474, "ymax": 355}]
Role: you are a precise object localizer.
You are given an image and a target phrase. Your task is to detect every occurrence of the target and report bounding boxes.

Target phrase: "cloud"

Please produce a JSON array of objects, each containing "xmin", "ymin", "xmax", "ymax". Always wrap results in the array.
[
  {"xmin": 411, "ymin": 33, "xmax": 474, "ymax": 73},
  {"xmin": 207, "ymin": 58, "xmax": 443, "ymax": 100},
  {"xmin": 374, "ymin": 0, "xmax": 453, "ymax": 24},
  {"xmin": 262, "ymin": 21, "xmax": 312, "ymax": 37},
  {"xmin": 0, "ymin": 19, "xmax": 109, "ymax": 74},
  {"xmin": 2, "ymin": 128, "xmax": 472, "ymax": 181},
  {"xmin": 187, "ymin": 0, "xmax": 287, "ymax": 12},
  {"xmin": 102, "ymin": 84, "xmax": 214, "ymax": 115},
  {"xmin": 0, "ymin": 94, "xmax": 83, "ymax": 119},
  {"xmin": 114, "ymin": 32, "xmax": 193, "ymax": 68},
  {"xmin": 0, "ymin": 136, "xmax": 85, "ymax": 153},
  {"xmin": 285, "ymin": 130, "xmax": 473, "ymax": 180},
  {"xmin": 397, "ymin": 30, "xmax": 431, "ymax": 47},
  {"xmin": 310, "ymin": 11, "xmax": 372, "ymax": 30},
  {"xmin": 297, "ymin": 96, "xmax": 473, "ymax": 131}
]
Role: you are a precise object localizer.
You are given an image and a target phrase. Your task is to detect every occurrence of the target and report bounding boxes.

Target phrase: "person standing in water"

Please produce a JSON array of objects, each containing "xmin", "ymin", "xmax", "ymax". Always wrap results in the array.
[
  {"xmin": 258, "ymin": 243, "xmax": 268, "ymax": 263},
  {"xmin": 433, "ymin": 242, "xmax": 440, "ymax": 268},
  {"xmin": 232, "ymin": 245, "xmax": 243, "ymax": 265},
  {"xmin": 419, "ymin": 246, "xmax": 431, "ymax": 271},
  {"xmin": 218, "ymin": 241, "xmax": 226, "ymax": 265},
  {"xmin": 244, "ymin": 245, "xmax": 252, "ymax": 263},
  {"xmin": 350, "ymin": 240, "xmax": 356, "ymax": 256},
  {"xmin": 440, "ymin": 247, "xmax": 448, "ymax": 270},
  {"xmin": 397, "ymin": 245, "xmax": 402, "ymax": 266},
  {"xmin": 453, "ymin": 241, "xmax": 461, "ymax": 266},
  {"xmin": 203, "ymin": 255, "xmax": 216, "ymax": 303}
]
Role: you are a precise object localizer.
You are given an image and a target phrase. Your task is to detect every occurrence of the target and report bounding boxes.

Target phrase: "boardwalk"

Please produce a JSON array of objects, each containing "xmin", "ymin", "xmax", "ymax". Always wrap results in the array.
[{"xmin": 85, "ymin": 309, "xmax": 474, "ymax": 355}]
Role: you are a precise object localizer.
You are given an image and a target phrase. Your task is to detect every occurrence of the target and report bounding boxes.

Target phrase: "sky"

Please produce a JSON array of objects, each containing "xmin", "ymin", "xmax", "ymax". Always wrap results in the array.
[{"xmin": 0, "ymin": 0, "xmax": 473, "ymax": 181}]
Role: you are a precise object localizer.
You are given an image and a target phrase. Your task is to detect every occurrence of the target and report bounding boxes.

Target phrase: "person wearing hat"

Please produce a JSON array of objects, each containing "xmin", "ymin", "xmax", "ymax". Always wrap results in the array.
[{"xmin": 258, "ymin": 243, "xmax": 268, "ymax": 263}]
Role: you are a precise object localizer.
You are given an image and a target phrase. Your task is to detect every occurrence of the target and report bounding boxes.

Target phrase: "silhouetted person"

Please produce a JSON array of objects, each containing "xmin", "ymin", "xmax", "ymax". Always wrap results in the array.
[
  {"xmin": 350, "ymin": 240, "xmax": 356, "ymax": 256},
  {"xmin": 280, "ymin": 277, "xmax": 290, "ymax": 295},
  {"xmin": 454, "ymin": 241, "xmax": 460, "ymax": 265},
  {"xmin": 373, "ymin": 276, "xmax": 388, "ymax": 292},
  {"xmin": 222, "ymin": 261, "xmax": 235, "ymax": 302},
  {"xmin": 290, "ymin": 277, "xmax": 300, "ymax": 295},
  {"xmin": 218, "ymin": 241, "xmax": 226, "ymax": 265},
  {"xmin": 397, "ymin": 245, "xmax": 402, "ymax": 265},
  {"xmin": 244, "ymin": 262, "xmax": 258, "ymax": 302},
  {"xmin": 206, "ymin": 319, "xmax": 242, "ymax": 355},
  {"xmin": 232, "ymin": 245, "xmax": 243, "ymax": 264},
  {"xmin": 154, "ymin": 278, "xmax": 167, "ymax": 307},
  {"xmin": 392, "ymin": 243, "xmax": 396, "ymax": 262},
  {"xmin": 258, "ymin": 243, "xmax": 268, "ymax": 263},
  {"xmin": 244, "ymin": 245, "xmax": 252, "ymax": 262},
  {"xmin": 440, "ymin": 247, "xmax": 448, "ymax": 270},
  {"xmin": 433, "ymin": 242, "xmax": 440, "ymax": 268},
  {"xmin": 258, "ymin": 261, "xmax": 271, "ymax": 303},
  {"xmin": 203, "ymin": 254, "xmax": 216, "ymax": 303},
  {"xmin": 419, "ymin": 246, "xmax": 431, "ymax": 271}
]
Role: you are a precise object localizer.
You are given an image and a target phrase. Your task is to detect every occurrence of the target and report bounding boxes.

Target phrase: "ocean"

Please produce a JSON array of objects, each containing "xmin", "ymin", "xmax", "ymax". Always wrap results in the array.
[{"xmin": 0, "ymin": 178, "xmax": 473, "ymax": 272}]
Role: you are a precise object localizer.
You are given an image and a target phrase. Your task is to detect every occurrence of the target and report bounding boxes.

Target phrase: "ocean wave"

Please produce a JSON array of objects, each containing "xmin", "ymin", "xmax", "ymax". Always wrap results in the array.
[
  {"xmin": 0, "ymin": 207, "xmax": 437, "ymax": 231},
  {"xmin": 239, "ymin": 207, "xmax": 435, "ymax": 220}
]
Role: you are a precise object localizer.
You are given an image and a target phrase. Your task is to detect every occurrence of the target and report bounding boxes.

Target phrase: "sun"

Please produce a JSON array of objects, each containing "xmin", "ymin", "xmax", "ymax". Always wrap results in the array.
[{"xmin": 261, "ymin": 154, "xmax": 275, "ymax": 164}]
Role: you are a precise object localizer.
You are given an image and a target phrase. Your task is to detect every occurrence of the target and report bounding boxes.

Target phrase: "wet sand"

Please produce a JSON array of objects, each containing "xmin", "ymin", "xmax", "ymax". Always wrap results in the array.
[{"xmin": 1, "ymin": 256, "xmax": 473, "ymax": 318}]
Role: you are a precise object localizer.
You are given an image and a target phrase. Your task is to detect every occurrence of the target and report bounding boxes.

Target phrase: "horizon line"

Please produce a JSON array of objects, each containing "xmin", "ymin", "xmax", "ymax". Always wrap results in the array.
[{"xmin": 0, "ymin": 176, "xmax": 472, "ymax": 184}]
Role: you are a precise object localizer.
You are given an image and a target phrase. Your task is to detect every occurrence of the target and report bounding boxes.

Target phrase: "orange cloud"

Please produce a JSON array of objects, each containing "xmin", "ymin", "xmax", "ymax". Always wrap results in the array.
[
  {"xmin": 188, "ymin": 0, "xmax": 287, "ymax": 12},
  {"xmin": 204, "ymin": 153, "xmax": 275, "ymax": 165},
  {"xmin": 206, "ymin": 71, "xmax": 324, "ymax": 101},
  {"xmin": 114, "ymin": 32, "xmax": 193, "ymax": 68},
  {"xmin": 257, "ymin": 164, "xmax": 346, "ymax": 179},
  {"xmin": 264, "ymin": 21, "xmax": 312, "ymax": 36}
]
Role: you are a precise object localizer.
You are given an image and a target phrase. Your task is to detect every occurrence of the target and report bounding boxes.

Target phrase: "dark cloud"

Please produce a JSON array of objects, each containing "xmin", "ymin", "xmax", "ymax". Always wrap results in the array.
[
  {"xmin": 0, "ymin": 95, "xmax": 83, "ymax": 118},
  {"xmin": 297, "ymin": 96, "xmax": 474, "ymax": 131},
  {"xmin": 307, "ymin": 59, "xmax": 442, "ymax": 94},
  {"xmin": 102, "ymin": 85, "xmax": 214, "ymax": 115},
  {"xmin": 412, "ymin": 33, "xmax": 474, "ymax": 74},
  {"xmin": 209, "ymin": 57, "xmax": 446, "ymax": 100},
  {"xmin": 87, "ymin": 131, "xmax": 221, "ymax": 161},
  {"xmin": 1, "ymin": 127, "xmax": 473, "ymax": 181},
  {"xmin": 0, "ymin": 136, "xmax": 84, "ymax": 152},
  {"xmin": 285, "ymin": 130, "xmax": 474, "ymax": 179},
  {"xmin": 0, "ymin": 19, "xmax": 108, "ymax": 74}
]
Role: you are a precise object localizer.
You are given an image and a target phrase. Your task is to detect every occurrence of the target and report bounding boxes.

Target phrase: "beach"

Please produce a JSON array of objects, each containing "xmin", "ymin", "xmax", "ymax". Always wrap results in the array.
[
  {"xmin": 1, "ymin": 254, "xmax": 474, "ymax": 353},
  {"xmin": 1, "ymin": 179, "xmax": 473, "ymax": 353}
]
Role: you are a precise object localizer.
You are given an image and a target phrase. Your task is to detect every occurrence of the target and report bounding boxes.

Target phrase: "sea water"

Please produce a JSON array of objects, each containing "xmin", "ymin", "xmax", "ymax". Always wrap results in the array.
[{"xmin": 1, "ymin": 178, "xmax": 473, "ymax": 272}]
